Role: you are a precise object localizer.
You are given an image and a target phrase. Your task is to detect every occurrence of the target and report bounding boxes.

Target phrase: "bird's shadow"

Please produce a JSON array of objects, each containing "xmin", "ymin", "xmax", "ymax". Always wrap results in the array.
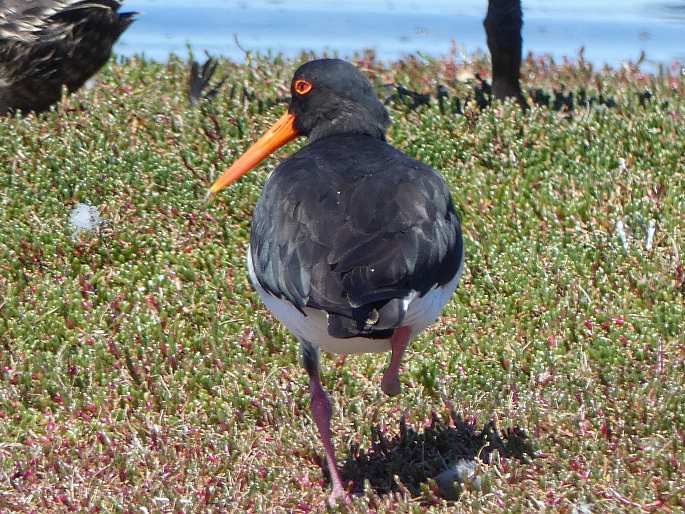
[{"xmin": 330, "ymin": 410, "xmax": 534, "ymax": 500}]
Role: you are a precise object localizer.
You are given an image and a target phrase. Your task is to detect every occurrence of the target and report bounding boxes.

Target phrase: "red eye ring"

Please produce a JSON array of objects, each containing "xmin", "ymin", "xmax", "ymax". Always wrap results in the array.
[{"xmin": 294, "ymin": 79, "xmax": 313, "ymax": 95}]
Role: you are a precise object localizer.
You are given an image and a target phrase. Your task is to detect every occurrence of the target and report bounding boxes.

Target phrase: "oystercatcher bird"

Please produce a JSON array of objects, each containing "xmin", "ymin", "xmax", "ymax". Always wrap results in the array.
[
  {"xmin": 0, "ymin": 0, "xmax": 135, "ymax": 115},
  {"xmin": 209, "ymin": 59, "xmax": 464, "ymax": 504}
]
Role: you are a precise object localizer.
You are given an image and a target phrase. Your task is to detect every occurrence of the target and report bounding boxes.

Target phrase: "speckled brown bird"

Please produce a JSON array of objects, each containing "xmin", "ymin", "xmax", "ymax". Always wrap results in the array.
[{"xmin": 0, "ymin": 0, "xmax": 135, "ymax": 115}]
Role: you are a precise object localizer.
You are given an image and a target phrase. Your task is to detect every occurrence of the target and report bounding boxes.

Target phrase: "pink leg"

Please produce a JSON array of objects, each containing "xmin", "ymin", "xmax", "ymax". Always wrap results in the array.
[
  {"xmin": 381, "ymin": 326, "xmax": 412, "ymax": 396},
  {"xmin": 300, "ymin": 340, "xmax": 349, "ymax": 505},
  {"xmin": 309, "ymin": 375, "xmax": 348, "ymax": 505}
]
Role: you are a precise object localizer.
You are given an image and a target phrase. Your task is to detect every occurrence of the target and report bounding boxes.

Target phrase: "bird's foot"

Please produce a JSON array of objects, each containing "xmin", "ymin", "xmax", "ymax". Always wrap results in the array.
[
  {"xmin": 328, "ymin": 486, "xmax": 351, "ymax": 507},
  {"xmin": 334, "ymin": 353, "xmax": 347, "ymax": 368},
  {"xmin": 381, "ymin": 374, "xmax": 401, "ymax": 396}
]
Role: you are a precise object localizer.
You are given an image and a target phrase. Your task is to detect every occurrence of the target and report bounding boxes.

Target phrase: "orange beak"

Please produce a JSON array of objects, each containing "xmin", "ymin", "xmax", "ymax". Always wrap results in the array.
[{"xmin": 208, "ymin": 111, "xmax": 299, "ymax": 196}]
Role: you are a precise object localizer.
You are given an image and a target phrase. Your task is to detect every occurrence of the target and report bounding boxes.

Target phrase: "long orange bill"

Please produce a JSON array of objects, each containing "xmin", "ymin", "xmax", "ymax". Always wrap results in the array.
[{"xmin": 208, "ymin": 111, "xmax": 298, "ymax": 197}]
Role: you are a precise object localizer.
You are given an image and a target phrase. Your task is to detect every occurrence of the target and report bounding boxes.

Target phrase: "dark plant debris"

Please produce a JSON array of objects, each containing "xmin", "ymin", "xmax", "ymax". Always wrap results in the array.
[
  {"xmin": 188, "ymin": 54, "xmax": 227, "ymax": 105},
  {"xmin": 378, "ymin": 80, "xmax": 667, "ymax": 115}
]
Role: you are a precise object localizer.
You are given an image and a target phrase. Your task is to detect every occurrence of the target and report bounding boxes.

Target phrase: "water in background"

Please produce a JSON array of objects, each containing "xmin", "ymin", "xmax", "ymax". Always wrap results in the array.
[{"xmin": 116, "ymin": 0, "xmax": 685, "ymax": 69}]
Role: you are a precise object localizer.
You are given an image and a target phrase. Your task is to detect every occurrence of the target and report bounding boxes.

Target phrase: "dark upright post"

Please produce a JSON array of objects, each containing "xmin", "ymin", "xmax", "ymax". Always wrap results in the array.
[{"xmin": 484, "ymin": 0, "xmax": 528, "ymax": 109}]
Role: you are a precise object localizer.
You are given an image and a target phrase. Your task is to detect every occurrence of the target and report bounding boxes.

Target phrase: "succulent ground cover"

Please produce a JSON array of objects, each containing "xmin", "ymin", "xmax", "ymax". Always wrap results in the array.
[{"xmin": 0, "ymin": 51, "xmax": 683, "ymax": 512}]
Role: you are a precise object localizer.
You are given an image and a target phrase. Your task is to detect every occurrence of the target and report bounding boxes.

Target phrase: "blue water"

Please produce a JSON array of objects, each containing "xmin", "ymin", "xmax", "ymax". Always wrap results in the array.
[{"xmin": 116, "ymin": 0, "xmax": 685, "ymax": 69}]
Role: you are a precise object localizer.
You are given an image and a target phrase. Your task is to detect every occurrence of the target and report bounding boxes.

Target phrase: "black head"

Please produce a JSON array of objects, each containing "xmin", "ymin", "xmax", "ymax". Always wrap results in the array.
[
  {"xmin": 288, "ymin": 59, "xmax": 391, "ymax": 142},
  {"xmin": 209, "ymin": 59, "xmax": 391, "ymax": 195}
]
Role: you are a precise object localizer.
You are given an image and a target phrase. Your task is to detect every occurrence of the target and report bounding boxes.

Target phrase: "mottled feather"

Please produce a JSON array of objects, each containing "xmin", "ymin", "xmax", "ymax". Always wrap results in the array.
[{"xmin": 0, "ymin": 0, "xmax": 135, "ymax": 114}]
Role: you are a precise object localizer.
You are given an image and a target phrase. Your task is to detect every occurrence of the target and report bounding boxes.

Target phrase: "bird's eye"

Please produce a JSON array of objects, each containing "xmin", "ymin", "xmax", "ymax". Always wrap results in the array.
[{"xmin": 294, "ymin": 79, "xmax": 313, "ymax": 95}]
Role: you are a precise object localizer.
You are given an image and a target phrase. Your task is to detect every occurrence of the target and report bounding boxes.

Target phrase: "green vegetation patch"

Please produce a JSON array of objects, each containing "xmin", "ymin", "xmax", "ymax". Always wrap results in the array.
[{"xmin": 0, "ymin": 52, "xmax": 683, "ymax": 512}]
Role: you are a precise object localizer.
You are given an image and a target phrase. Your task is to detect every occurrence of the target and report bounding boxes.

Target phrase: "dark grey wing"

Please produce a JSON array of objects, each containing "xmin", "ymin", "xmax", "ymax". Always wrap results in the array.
[{"xmin": 250, "ymin": 134, "xmax": 463, "ymax": 338}]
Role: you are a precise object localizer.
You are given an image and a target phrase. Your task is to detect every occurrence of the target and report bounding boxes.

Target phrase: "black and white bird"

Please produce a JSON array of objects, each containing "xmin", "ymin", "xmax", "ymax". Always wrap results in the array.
[
  {"xmin": 0, "ymin": 0, "xmax": 135, "ymax": 115},
  {"xmin": 209, "ymin": 59, "xmax": 464, "ymax": 505}
]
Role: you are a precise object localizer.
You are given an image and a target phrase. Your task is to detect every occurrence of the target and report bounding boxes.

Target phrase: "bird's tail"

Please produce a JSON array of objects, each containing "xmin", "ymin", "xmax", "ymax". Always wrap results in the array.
[{"xmin": 326, "ymin": 293, "xmax": 412, "ymax": 339}]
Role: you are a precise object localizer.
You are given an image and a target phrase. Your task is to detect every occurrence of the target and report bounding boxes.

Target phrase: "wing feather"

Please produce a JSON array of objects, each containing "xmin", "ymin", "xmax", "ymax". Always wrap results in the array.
[{"xmin": 249, "ymin": 133, "xmax": 463, "ymax": 337}]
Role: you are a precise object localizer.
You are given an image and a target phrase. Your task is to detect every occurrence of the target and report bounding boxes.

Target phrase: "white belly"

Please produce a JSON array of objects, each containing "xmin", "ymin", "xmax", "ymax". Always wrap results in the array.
[{"xmin": 247, "ymin": 247, "xmax": 463, "ymax": 354}]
